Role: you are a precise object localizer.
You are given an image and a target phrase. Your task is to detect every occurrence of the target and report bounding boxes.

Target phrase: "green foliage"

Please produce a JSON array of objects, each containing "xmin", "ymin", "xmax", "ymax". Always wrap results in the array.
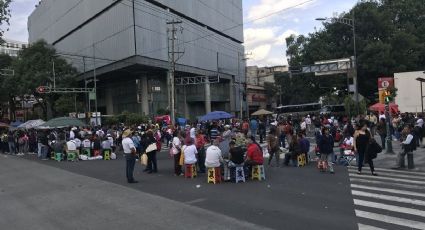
[
  {"xmin": 1, "ymin": 40, "xmax": 79, "ymax": 119},
  {"xmin": 0, "ymin": 0, "xmax": 12, "ymax": 42},
  {"xmin": 53, "ymin": 95, "xmax": 84, "ymax": 116},
  {"xmin": 344, "ymin": 96, "xmax": 368, "ymax": 117},
  {"xmin": 0, "ymin": 53, "xmax": 12, "ymax": 69},
  {"xmin": 285, "ymin": 0, "xmax": 425, "ymax": 103},
  {"xmin": 104, "ymin": 116, "xmax": 119, "ymax": 126},
  {"xmin": 115, "ymin": 111, "xmax": 148, "ymax": 125}
]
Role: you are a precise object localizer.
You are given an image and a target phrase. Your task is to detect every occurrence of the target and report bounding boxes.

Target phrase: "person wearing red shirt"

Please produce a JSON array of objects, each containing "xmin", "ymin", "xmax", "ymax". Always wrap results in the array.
[
  {"xmin": 245, "ymin": 138, "xmax": 264, "ymax": 166},
  {"xmin": 195, "ymin": 130, "xmax": 207, "ymax": 173}
]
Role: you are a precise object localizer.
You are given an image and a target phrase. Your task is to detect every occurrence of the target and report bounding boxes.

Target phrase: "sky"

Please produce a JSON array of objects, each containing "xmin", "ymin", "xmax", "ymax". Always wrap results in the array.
[{"xmin": 3, "ymin": 0, "xmax": 357, "ymax": 67}]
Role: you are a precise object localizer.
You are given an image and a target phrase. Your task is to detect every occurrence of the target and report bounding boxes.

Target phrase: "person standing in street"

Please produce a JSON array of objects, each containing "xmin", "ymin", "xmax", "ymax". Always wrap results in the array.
[
  {"xmin": 318, "ymin": 127, "xmax": 335, "ymax": 173},
  {"xmin": 258, "ymin": 119, "xmax": 266, "ymax": 144},
  {"xmin": 250, "ymin": 118, "xmax": 258, "ymax": 139},
  {"xmin": 195, "ymin": 130, "xmax": 207, "ymax": 173},
  {"xmin": 354, "ymin": 121, "xmax": 378, "ymax": 176},
  {"xmin": 376, "ymin": 118, "xmax": 387, "ymax": 149},
  {"xmin": 122, "ymin": 129, "xmax": 138, "ymax": 183},
  {"xmin": 171, "ymin": 131, "xmax": 183, "ymax": 176},
  {"xmin": 267, "ymin": 127, "xmax": 280, "ymax": 167}
]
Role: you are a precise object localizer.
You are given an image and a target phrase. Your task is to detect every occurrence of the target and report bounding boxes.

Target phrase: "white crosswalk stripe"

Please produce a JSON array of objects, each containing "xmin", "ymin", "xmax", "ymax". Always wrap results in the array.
[{"xmin": 349, "ymin": 167, "xmax": 425, "ymax": 230}]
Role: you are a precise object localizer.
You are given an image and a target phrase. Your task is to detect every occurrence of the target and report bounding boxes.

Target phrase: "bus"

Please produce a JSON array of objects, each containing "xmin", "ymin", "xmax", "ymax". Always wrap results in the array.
[
  {"xmin": 320, "ymin": 105, "xmax": 346, "ymax": 115},
  {"xmin": 275, "ymin": 103, "xmax": 322, "ymax": 116}
]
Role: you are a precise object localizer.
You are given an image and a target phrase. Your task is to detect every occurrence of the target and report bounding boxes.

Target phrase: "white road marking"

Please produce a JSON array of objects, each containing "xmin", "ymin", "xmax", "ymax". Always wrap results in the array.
[
  {"xmin": 349, "ymin": 173, "xmax": 425, "ymax": 185},
  {"xmin": 350, "ymin": 178, "xmax": 425, "ymax": 190},
  {"xmin": 358, "ymin": 223, "xmax": 387, "ymax": 230},
  {"xmin": 354, "ymin": 199, "xmax": 425, "ymax": 218},
  {"xmin": 352, "ymin": 190, "xmax": 425, "ymax": 206},
  {"xmin": 355, "ymin": 210, "xmax": 425, "ymax": 230},
  {"xmin": 351, "ymin": 184, "xmax": 425, "ymax": 198},
  {"xmin": 348, "ymin": 169, "xmax": 425, "ymax": 180},
  {"xmin": 185, "ymin": 198, "xmax": 207, "ymax": 204},
  {"xmin": 348, "ymin": 166, "xmax": 425, "ymax": 176}
]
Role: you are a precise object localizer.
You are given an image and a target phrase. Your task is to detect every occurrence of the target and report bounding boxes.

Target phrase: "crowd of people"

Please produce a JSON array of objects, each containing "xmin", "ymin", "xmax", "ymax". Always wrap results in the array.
[{"xmin": 1, "ymin": 111, "xmax": 423, "ymax": 183}]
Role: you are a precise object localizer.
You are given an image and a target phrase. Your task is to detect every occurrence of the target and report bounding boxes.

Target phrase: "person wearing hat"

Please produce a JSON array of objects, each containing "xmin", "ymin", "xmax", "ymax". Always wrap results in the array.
[{"xmin": 122, "ymin": 129, "xmax": 138, "ymax": 183}]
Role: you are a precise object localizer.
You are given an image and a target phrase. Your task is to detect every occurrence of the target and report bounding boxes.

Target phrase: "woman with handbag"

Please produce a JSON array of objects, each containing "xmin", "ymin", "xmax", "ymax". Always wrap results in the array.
[
  {"xmin": 171, "ymin": 131, "xmax": 183, "ymax": 176},
  {"xmin": 143, "ymin": 130, "xmax": 158, "ymax": 174},
  {"xmin": 353, "ymin": 120, "xmax": 378, "ymax": 176}
]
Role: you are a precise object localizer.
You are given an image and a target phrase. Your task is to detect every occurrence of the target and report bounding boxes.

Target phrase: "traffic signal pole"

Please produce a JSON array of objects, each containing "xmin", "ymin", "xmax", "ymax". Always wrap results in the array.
[{"xmin": 384, "ymin": 91, "xmax": 394, "ymax": 154}]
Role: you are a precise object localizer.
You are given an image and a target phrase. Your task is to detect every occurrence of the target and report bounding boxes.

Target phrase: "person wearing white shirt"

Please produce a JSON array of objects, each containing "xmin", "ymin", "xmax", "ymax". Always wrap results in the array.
[
  {"xmin": 183, "ymin": 139, "xmax": 198, "ymax": 165},
  {"xmin": 190, "ymin": 126, "xmax": 196, "ymax": 139},
  {"xmin": 171, "ymin": 132, "xmax": 183, "ymax": 175},
  {"xmin": 397, "ymin": 126, "xmax": 416, "ymax": 169},
  {"xmin": 205, "ymin": 139, "xmax": 223, "ymax": 168},
  {"xmin": 122, "ymin": 129, "xmax": 138, "ymax": 183}
]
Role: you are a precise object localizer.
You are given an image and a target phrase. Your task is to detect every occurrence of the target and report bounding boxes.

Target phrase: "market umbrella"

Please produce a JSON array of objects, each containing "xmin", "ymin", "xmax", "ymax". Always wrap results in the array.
[
  {"xmin": 199, "ymin": 111, "xmax": 233, "ymax": 121},
  {"xmin": 369, "ymin": 102, "xmax": 399, "ymax": 114},
  {"xmin": 251, "ymin": 109, "xmax": 273, "ymax": 116},
  {"xmin": 18, "ymin": 119, "xmax": 45, "ymax": 130},
  {"xmin": 38, "ymin": 117, "xmax": 86, "ymax": 128},
  {"xmin": 10, "ymin": 121, "xmax": 23, "ymax": 127}
]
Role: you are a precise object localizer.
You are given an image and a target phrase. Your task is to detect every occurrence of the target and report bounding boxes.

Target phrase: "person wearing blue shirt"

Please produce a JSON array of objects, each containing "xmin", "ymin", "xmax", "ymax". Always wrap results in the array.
[{"xmin": 250, "ymin": 118, "xmax": 258, "ymax": 139}]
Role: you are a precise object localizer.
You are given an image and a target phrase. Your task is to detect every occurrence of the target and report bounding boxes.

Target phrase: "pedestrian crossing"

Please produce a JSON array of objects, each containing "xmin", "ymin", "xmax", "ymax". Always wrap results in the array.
[{"xmin": 348, "ymin": 167, "xmax": 425, "ymax": 230}]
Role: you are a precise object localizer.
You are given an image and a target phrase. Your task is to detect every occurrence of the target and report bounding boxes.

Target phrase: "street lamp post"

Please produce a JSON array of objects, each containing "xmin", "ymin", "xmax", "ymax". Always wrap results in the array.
[
  {"xmin": 416, "ymin": 76, "xmax": 425, "ymax": 113},
  {"xmin": 316, "ymin": 14, "xmax": 359, "ymax": 115}
]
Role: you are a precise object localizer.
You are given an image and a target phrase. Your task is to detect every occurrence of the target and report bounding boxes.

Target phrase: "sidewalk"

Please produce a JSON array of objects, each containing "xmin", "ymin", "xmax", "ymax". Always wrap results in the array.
[{"xmin": 373, "ymin": 138, "xmax": 425, "ymax": 172}]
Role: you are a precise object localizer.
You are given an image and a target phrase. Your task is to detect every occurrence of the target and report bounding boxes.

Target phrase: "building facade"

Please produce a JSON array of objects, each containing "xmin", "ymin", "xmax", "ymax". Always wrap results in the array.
[
  {"xmin": 394, "ymin": 71, "xmax": 425, "ymax": 113},
  {"xmin": 246, "ymin": 65, "xmax": 287, "ymax": 114},
  {"xmin": 0, "ymin": 38, "xmax": 27, "ymax": 57},
  {"xmin": 28, "ymin": 0, "xmax": 246, "ymax": 119}
]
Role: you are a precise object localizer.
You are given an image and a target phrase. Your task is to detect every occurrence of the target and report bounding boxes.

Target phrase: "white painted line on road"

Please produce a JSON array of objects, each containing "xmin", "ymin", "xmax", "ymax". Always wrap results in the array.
[
  {"xmin": 354, "ymin": 199, "xmax": 425, "ymax": 218},
  {"xmin": 358, "ymin": 223, "xmax": 387, "ymax": 230},
  {"xmin": 355, "ymin": 210, "xmax": 425, "ymax": 230},
  {"xmin": 351, "ymin": 184, "xmax": 425, "ymax": 198},
  {"xmin": 352, "ymin": 190, "xmax": 425, "ymax": 206},
  {"xmin": 349, "ymin": 173, "xmax": 425, "ymax": 185},
  {"xmin": 348, "ymin": 169, "xmax": 425, "ymax": 180},
  {"xmin": 185, "ymin": 198, "xmax": 207, "ymax": 205},
  {"xmin": 350, "ymin": 178, "xmax": 425, "ymax": 190},
  {"xmin": 348, "ymin": 166, "xmax": 425, "ymax": 176}
]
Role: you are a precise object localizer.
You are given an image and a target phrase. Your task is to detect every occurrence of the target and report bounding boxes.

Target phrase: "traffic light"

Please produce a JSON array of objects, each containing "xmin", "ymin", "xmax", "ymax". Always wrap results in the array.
[
  {"xmin": 383, "ymin": 90, "xmax": 393, "ymax": 104},
  {"xmin": 36, "ymin": 86, "xmax": 51, "ymax": 94}
]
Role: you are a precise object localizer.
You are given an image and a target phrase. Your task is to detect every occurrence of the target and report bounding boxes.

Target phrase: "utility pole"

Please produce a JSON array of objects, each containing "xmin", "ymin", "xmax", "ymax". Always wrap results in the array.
[
  {"xmin": 167, "ymin": 19, "xmax": 184, "ymax": 126},
  {"xmin": 93, "ymin": 44, "xmax": 99, "ymax": 126}
]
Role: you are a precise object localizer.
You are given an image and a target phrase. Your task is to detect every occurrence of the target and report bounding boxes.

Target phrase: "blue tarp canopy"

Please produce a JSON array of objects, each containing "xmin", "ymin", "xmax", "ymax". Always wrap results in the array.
[{"xmin": 199, "ymin": 111, "xmax": 233, "ymax": 122}]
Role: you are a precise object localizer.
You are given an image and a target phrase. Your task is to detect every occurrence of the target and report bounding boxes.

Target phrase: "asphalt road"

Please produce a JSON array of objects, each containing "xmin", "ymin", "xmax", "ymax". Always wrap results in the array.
[{"xmin": 8, "ymin": 150, "xmax": 358, "ymax": 230}]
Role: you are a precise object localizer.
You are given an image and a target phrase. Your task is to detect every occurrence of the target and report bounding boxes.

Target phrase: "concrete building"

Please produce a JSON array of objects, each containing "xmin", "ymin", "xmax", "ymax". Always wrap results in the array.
[
  {"xmin": 28, "ymin": 0, "xmax": 245, "ymax": 119},
  {"xmin": 394, "ymin": 71, "xmax": 425, "ymax": 113},
  {"xmin": 246, "ymin": 65, "xmax": 288, "ymax": 114},
  {"xmin": 0, "ymin": 38, "xmax": 27, "ymax": 57}
]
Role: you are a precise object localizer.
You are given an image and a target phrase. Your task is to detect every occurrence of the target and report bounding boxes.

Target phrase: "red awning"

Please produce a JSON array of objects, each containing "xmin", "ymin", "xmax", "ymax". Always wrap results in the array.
[{"xmin": 369, "ymin": 102, "xmax": 399, "ymax": 114}]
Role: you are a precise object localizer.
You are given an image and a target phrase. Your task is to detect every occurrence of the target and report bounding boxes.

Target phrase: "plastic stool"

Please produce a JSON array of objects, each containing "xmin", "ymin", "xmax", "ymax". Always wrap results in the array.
[
  {"xmin": 55, "ymin": 152, "xmax": 62, "ymax": 162},
  {"xmin": 93, "ymin": 150, "xmax": 101, "ymax": 157},
  {"xmin": 235, "ymin": 166, "xmax": 245, "ymax": 183},
  {"xmin": 82, "ymin": 148, "xmax": 91, "ymax": 157},
  {"xmin": 103, "ymin": 150, "xmax": 111, "ymax": 160},
  {"xmin": 67, "ymin": 151, "xmax": 77, "ymax": 161},
  {"xmin": 207, "ymin": 167, "xmax": 222, "ymax": 184},
  {"xmin": 251, "ymin": 165, "xmax": 265, "ymax": 181},
  {"xmin": 184, "ymin": 164, "xmax": 197, "ymax": 178},
  {"xmin": 297, "ymin": 154, "xmax": 306, "ymax": 167}
]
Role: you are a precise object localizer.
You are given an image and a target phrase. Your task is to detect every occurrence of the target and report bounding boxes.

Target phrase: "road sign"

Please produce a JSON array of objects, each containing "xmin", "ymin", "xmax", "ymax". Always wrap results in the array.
[
  {"xmin": 378, "ymin": 77, "xmax": 394, "ymax": 90},
  {"xmin": 36, "ymin": 86, "xmax": 51, "ymax": 94}
]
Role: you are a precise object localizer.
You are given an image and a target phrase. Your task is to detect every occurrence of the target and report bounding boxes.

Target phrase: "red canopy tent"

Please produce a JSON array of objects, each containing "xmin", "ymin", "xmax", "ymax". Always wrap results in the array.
[{"xmin": 369, "ymin": 102, "xmax": 399, "ymax": 114}]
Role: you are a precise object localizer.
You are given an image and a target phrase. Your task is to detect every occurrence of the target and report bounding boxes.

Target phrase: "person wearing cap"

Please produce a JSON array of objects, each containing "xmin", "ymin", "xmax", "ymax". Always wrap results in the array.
[{"xmin": 122, "ymin": 129, "xmax": 138, "ymax": 183}]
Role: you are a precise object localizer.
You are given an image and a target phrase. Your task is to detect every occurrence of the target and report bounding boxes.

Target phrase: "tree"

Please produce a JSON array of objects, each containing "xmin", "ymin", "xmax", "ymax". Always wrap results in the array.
[
  {"xmin": 2, "ymin": 40, "xmax": 78, "ymax": 119},
  {"xmin": 285, "ymin": 0, "xmax": 425, "ymax": 104},
  {"xmin": 0, "ymin": 0, "xmax": 12, "ymax": 43}
]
